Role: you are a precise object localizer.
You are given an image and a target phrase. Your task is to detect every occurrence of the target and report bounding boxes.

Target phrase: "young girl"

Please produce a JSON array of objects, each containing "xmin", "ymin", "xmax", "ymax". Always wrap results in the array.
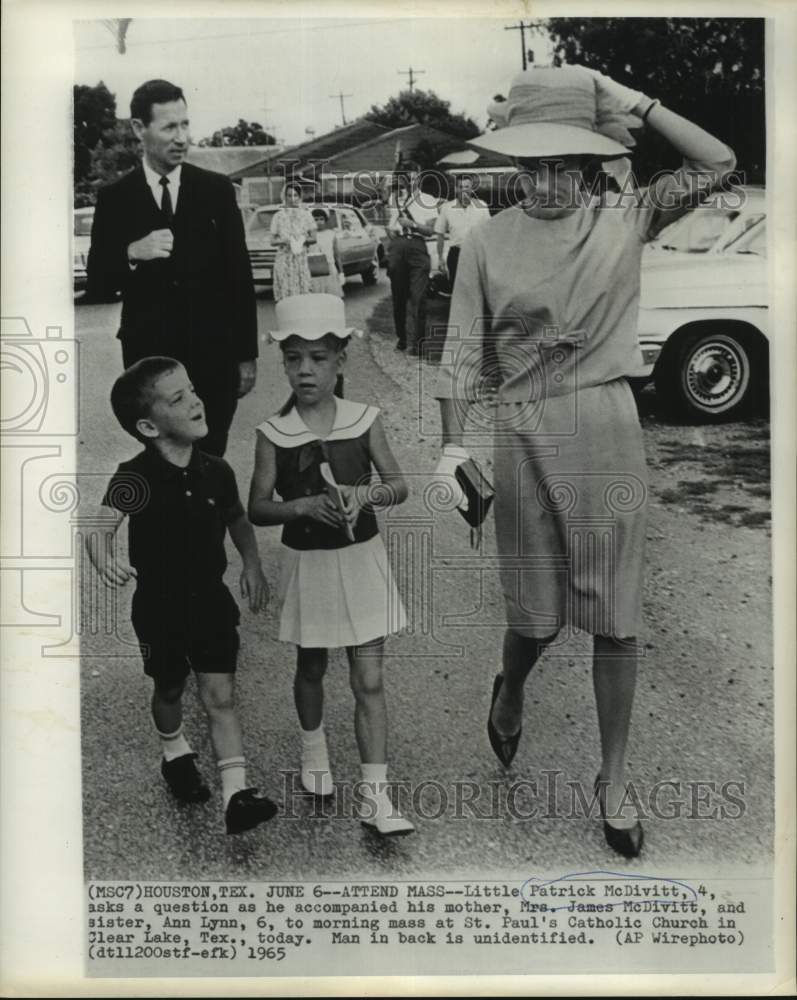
[
  {"xmin": 248, "ymin": 293, "xmax": 414, "ymax": 837},
  {"xmin": 310, "ymin": 207, "xmax": 344, "ymax": 298}
]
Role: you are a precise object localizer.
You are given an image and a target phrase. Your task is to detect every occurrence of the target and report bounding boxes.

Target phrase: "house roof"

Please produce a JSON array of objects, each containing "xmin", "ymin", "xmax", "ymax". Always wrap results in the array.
[
  {"xmin": 269, "ymin": 119, "xmax": 392, "ymax": 172},
  {"xmin": 322, "ymin": 122, "xmax": 463, "ymax": 173},
  {"xmin": 186, "ymin": 145, "xmax": 283, "ymax": 179}
]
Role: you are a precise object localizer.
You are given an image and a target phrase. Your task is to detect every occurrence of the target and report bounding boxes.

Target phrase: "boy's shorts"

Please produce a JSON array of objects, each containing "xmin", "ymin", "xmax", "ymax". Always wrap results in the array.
[
  {"xmin": 132, "ymin": 585, "xmax": 240, "ymax": 689},
  {"xmin": 135, "ymin": 626, "xmax": 240, "ymax": 689}
]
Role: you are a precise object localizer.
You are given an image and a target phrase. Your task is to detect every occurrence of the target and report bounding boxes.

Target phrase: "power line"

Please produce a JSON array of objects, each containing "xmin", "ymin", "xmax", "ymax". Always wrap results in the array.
[
  {"xmin": 504, "ymin": 21, "xmax": 536, "ymax": 71},
  {"xmin": 76, "ymin": 18, "xmax": 409, "ymax": 51},
  {"xmin": 330, "ymin": 91, "xmax": 353, "ymax": 126},
  {"xmin": 398, "ymin": 67, "xmax": 425, "ymax": 92}
]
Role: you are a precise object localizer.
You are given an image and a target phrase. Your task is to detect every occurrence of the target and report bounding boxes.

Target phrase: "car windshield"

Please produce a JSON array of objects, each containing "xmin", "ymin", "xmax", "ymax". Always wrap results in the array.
[
  {"xmin": 653, "ymin": 206, "xmax": 743, "ymax": 253},
  {"xmin": 723, "ymin": 218, "xmax": 767, "ymax": 256},
  {"xmin": 74, "ymin": 213, "xmax": 94, "ymax": 236},
  {"xmin": 248, "ymin": 210, "xmax": 279, "ymax": 237}
]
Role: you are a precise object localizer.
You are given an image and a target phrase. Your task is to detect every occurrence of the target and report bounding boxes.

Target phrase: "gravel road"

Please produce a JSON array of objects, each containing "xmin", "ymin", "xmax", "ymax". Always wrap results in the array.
[{"xmin": 77, "ymin": 278, "xmax": 773, "ymax": 880}]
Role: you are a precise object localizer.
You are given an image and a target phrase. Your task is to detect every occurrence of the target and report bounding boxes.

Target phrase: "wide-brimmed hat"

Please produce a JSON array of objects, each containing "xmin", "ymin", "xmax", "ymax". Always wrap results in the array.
[
  {"xmin": 269, "ymin": 294, "xmax": 362, "ymax": 343},
  {"xmin": 470, "ymin": 66, "xmax": 637, "ymax": 159}
]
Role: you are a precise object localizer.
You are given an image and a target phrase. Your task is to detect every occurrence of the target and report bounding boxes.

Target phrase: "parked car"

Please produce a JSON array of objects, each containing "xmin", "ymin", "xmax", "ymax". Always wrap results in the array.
[
  {"xmin": 73, "ymin": 206, "xmax": 94, "ymax": 291},
  {"xmin": 245, "ymin": 203, "xmax": 381, "ymax": 290},
  {"xmin": 632, "ymin": 186, "xmax": 768, "ymax": 421}
]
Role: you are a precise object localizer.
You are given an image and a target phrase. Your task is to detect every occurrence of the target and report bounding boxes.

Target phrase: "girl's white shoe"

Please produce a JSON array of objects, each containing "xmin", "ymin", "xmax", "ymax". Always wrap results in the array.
[
  {"xmin": 301, "ymin": 756, "xmax": 334, "ymax": 797},
  {"xmin": 358, "ymin": 786, "xmax": 415, "ymax": 837}
]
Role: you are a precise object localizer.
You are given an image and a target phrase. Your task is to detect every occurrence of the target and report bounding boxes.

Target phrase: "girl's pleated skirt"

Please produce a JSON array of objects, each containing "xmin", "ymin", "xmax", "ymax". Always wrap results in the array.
[{"xmin": 278, "ymin": 534, "xmax": 407, "ymax": 648}]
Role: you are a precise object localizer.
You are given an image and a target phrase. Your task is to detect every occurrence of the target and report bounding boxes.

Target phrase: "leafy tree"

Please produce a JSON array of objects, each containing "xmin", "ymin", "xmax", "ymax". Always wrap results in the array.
[
  {"xmin": 199, "ymin": 119, "xmax": 276, "ymax": 147},
  {"xmin": 85, "ymin": 120, "xmax": 141, "ymax": 194},
  {"xmin": 533, "ymin": 17, "xmax": 765, "ymax": 182},
  {"xmin": 365, "ymin": 89, "xmax": 479, "ymax": 170},
  {"xmin": 366, "ymin": 89, "xmax": 479, "ymax": 140},
  {"xmin": 74, "ymin": 82, "xmax": 117, "ymax": 189}
]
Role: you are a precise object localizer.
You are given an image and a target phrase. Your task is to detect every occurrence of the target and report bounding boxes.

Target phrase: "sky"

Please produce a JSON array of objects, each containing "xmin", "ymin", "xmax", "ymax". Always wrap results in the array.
[{"xmin": 74, "ymin": 16, "xmax": 553, "ymax": 146}]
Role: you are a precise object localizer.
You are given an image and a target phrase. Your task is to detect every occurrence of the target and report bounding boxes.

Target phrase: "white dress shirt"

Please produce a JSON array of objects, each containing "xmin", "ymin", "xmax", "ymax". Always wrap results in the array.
[
  {"xmin": 434, "ymin": 196, "xmax": 491, "ymax": 247},
  {"xmin": 142, "ymin": 158, "xmax": 182, "ymax": 214}
]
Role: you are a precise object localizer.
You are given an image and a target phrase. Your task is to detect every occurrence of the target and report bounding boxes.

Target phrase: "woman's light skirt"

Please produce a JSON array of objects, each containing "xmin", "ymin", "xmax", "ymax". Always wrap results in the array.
[{"xmin": 494, "ymin": 378, "xmax": 648, "ymax": 639}]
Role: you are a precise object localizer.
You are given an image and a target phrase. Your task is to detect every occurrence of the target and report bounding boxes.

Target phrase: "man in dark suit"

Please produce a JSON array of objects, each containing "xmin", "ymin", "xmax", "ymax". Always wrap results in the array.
[{"xmin": 87, "ymin": 79, "xmax": 257, "ymax": 456}]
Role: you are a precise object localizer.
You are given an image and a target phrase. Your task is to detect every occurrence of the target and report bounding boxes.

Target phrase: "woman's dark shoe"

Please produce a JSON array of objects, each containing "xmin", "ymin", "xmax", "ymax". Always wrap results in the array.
[
  {"xmin": 487, "ymin": 674, "xmax": 521, "ymax": 767},
  {"xmin": 594, "ymin": 773, "xmax": 644, "ymax": 858}
]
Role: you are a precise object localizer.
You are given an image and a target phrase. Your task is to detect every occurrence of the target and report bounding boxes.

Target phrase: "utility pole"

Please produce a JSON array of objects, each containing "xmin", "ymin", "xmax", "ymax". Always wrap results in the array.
[
  {"xmin": 260, "ymin": 99, "xmax": 276, "ymax": 144},
  {"xmin": 504, "ymin": 22, "xmax": 535, "ymax": 71},
  {"xmin": 398, "ymin": 67, "xmax": 425, "ymax": 92},
  {"xmin": 329, "ymin": 91, "xmax": 352, "ymax": 126}
]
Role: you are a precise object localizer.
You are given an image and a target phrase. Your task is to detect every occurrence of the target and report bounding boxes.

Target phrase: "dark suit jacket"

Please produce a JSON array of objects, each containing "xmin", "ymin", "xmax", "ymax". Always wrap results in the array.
[{"xmin": 86, "ymin": 162, "xmax": 257, "ymax": 369}]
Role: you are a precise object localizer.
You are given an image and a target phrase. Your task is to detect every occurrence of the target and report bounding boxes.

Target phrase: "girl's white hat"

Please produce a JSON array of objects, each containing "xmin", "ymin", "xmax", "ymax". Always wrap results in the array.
[
  {"xmin": 269, "ymin": 293, "xmax": 363, "ymax": 343},
  {"xmin": 470, "ymin": 66, "xmax": 636, "ymax": 159}
]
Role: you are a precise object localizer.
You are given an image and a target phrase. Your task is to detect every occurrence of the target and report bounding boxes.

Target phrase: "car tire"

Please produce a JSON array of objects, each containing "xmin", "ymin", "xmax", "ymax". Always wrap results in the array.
[{"xmin": 654, "ymin": 324, "xmax": 768, "ymax": 423}]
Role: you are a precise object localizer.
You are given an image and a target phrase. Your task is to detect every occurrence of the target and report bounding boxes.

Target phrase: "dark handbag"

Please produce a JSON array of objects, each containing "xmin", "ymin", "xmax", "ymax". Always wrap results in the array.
[
  {"xmin": 308, "ymin": 252, "xmax": 331, "ymax": 277},
  {"xmin": 454, "ymin": 459, "xmax": 495, "ymax": 547}
]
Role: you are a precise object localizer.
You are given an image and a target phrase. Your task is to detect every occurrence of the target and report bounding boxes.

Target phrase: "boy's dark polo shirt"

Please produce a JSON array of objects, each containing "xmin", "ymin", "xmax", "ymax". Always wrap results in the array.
[{"xmin": 102, "ymin": 445, "xmax": 241, "ymax": 636}]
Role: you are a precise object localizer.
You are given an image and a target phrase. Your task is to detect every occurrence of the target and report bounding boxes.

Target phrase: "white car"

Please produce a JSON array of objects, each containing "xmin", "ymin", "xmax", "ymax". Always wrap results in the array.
[
  {"xmin": 245, "ymin": 203, "xmax": 381, "ymax": 289},
  {"xmin": 633, "ymin": 186, "xmax": 767, "ymax": 421},
  {"xmin": 73, "ymin": 206, "xmax": 94, "ymax": 292}
]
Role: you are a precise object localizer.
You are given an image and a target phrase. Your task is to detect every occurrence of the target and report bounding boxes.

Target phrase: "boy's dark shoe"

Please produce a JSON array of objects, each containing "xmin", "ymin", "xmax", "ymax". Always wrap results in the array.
[
  {"xmin": 161, "ymin": 753, "xmax": 211, "ymax": 803},
  {"xmin": 225, "ymin": 788, "xmax": 278, "ymax": 835}
]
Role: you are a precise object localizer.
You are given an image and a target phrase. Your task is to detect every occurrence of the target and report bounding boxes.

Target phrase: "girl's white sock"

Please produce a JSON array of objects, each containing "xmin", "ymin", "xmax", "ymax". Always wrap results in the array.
[
  {"xmin": 157, "ymin": 725, "xmax": 193, "ymax": 762},
  {"xmin": 218, "ymin": 756, "xmax": 247, "ymax": 808},
  {"xmin": 358, "ymin": 763, "xmax": 414, "ymax": 834},
  {"xmin": 360, "ymin": 763, "xmax": 391, "ymax": 815},
  {"xmin": 300, "ymin": 722, "xmax": 327, "ymax": 749},
  {"xmin": 360, "ymin": 762, "xmax": 388, "ymax": 787},
  {"xmin": 300, "ymin": 723, "xmax": 333, "ymax": 796}
]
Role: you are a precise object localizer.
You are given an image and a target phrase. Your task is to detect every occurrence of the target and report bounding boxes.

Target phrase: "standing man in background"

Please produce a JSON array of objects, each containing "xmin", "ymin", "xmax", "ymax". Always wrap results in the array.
[
  {"xmin": 435, "ymin": 173, "xmax": 491, "ymax": 289},
  {"xmin": 86, "ymin": 79, "xmax": 257, "ymax": 457},
  {"xmin": 385, "ymin": 166, "xmax": 438, "ymax": 355}
]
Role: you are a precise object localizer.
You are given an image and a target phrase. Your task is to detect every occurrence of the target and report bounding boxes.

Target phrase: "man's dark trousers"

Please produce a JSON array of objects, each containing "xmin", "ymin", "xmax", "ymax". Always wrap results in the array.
[
  {"xmin": 87, "ymin": 162, "xmax": 257, "ymax": 457},
  {"xmin": 387, "ymin": 236, "xmax": 429, "ymax": 348}
]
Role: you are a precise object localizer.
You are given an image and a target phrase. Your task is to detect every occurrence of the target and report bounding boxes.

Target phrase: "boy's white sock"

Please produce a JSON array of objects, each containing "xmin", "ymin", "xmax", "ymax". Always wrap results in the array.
[
  {"xmin": 157, "ymin": 725, "xmax": 193, "ymax": 762},
  {"xmin": 218, "ymin": 756, "xmax": 247, "ymax": 809}
]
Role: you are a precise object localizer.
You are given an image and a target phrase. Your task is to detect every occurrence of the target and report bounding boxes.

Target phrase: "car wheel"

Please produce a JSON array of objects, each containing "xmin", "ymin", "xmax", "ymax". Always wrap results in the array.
[{"xmin": 654, "ymin": 325, "xmax": 768, "ymax": 422}]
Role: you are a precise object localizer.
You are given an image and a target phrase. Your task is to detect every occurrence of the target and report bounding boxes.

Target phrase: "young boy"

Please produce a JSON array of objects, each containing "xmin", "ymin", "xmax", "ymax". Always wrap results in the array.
[{"xmin": 87, "ymin": 356, "xmax": 277, "ymax": 834}]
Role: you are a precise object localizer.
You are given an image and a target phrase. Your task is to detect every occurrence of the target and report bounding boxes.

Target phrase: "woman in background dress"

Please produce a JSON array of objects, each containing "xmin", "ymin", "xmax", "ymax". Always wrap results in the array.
[{"xmin": 270, "ymin": 183, "xmax": 316, "ymax": 302}]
